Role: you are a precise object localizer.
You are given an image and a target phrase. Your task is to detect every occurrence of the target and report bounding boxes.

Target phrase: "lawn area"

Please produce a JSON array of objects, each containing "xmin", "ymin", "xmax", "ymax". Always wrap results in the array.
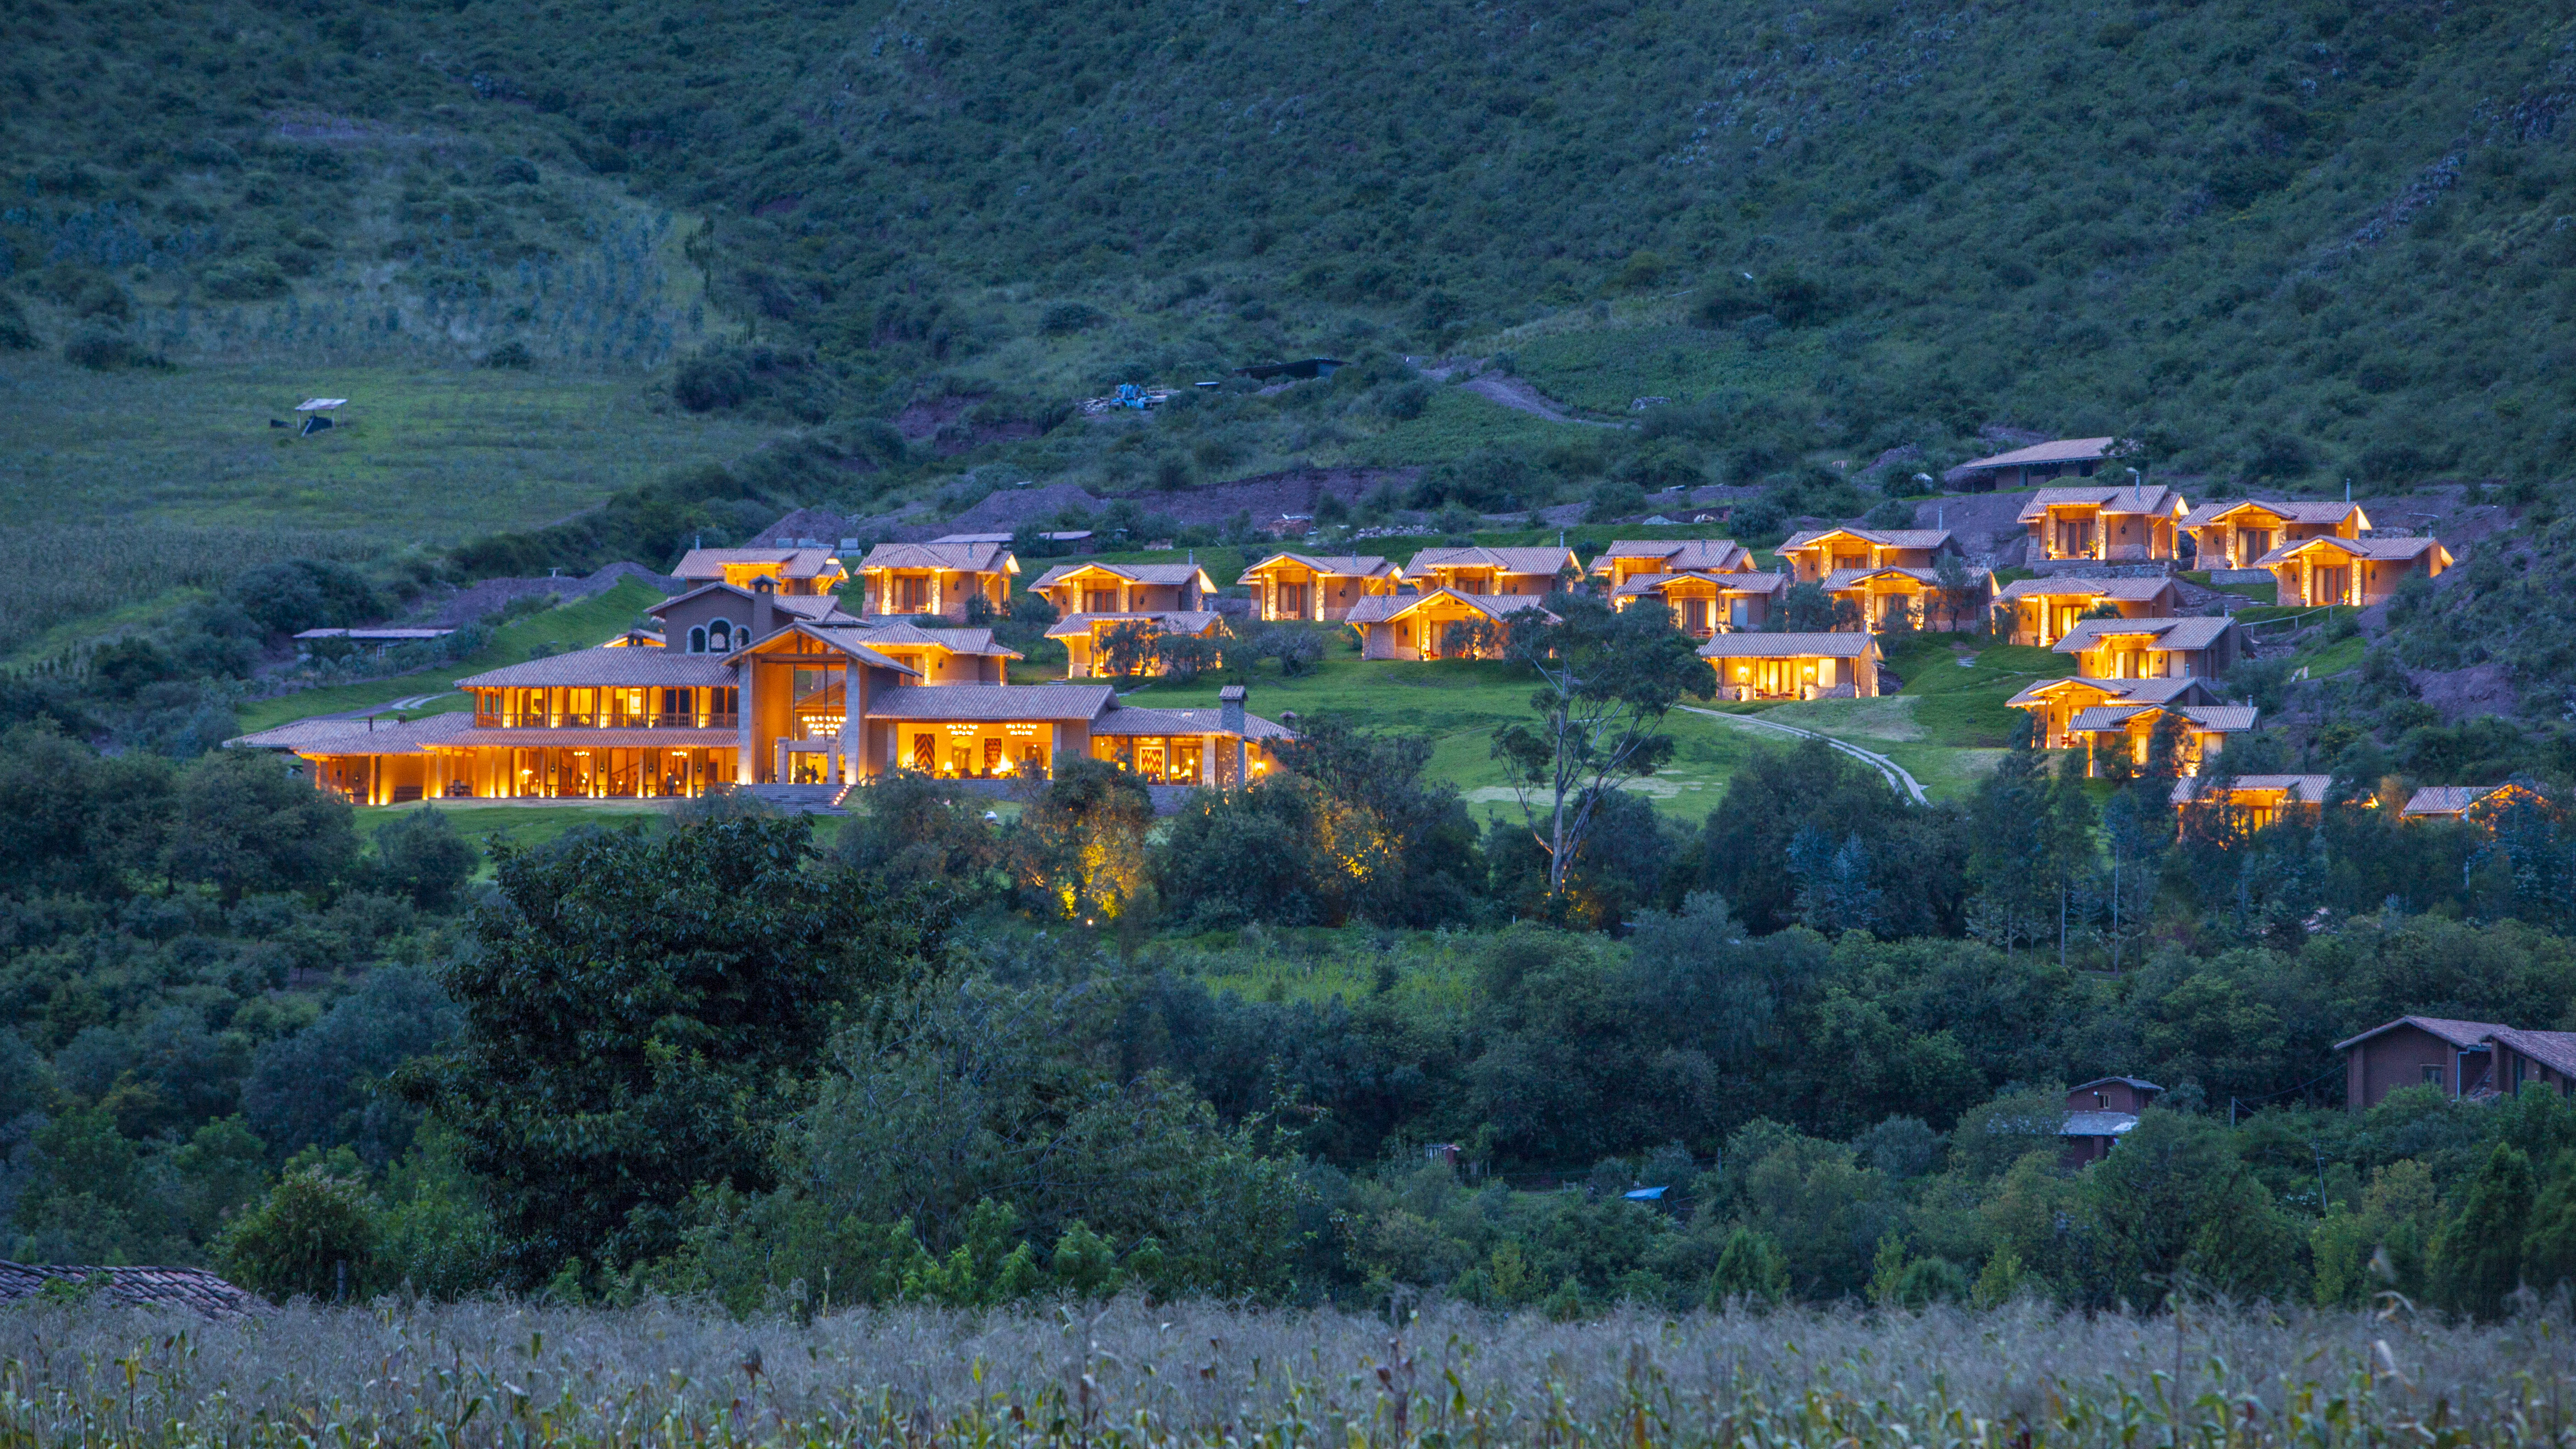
[
  {"xmin": 2292, "ymin": 631, "xmax": 2369, "ymax": 678},
  {"xmin": 1884, "ymin": 638, "xmax": 2073, "ymax": 748},
  {"xmin": 234, "ymin": 579, "xmax": 671, "ymax": 733},
  {"xmin": 1332, "ymin": 385, "xmax": 1596, "ymax": 466},
  {"xmin": 1505, "ymin": 324, "xmax": 1821, "ymax": 415}
]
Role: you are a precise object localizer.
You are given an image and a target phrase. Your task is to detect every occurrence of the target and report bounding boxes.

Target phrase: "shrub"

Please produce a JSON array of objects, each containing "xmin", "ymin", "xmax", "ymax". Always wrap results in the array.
[
  {"xmin": 1039, "ymin": 301, "xmax": 1101, "ymax": 335},
  {"xmin": 481, "ymin": 340, "xmax": 534, "ymax": 369},
  {"xmin": 216, "ymin": 1169, "xmax": 379, "ymax": 1302},
  {"xmin": 200, "ymin": 259, "xmax": 290, "ymax": 301},
  {"xmin": 63, "ymin": 329, "xmax": 164, "ymax": 371}
]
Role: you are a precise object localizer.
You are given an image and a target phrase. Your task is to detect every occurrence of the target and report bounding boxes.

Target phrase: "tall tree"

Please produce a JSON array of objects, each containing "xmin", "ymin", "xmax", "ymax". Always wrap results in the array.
[
  {"xmin": 398, "ymin": 816, "xmax": 946, "ymax": 1288},
  {"xmin": 1490, "ymin": 595, "xmax": 1713, "ymax": 899}
]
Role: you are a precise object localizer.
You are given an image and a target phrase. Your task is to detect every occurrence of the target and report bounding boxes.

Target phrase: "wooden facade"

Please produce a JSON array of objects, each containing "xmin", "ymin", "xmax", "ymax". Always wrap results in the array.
[{"xmin": 1236, "ymin": 552, "xmax": 1399, "ymax": 622}]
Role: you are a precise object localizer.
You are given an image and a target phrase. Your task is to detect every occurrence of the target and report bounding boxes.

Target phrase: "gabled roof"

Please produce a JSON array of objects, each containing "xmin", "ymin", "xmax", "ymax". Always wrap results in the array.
[
  {"xmin": 858, "ymin": 539, "xmax": 1018, "ymax": 574},
  {"xmin": 2401, "ymin": 784, "xmax": 2509, "ymax": 817},
  {"xmin": 1044, "ymin": 610, "xmax": 1228, "ymax": 640},
  {"xmin": 1695, "ymin": 632, "xmax": 1877, "ymax": 659},
  {"xmin": 1587, "ymin": 539, "xmax": 1751, "ymax": 575},
  {"xmin": 672, "ymin": 547, "xmax": 841, "ymax": 581},
  {"xmin": 1995, "ymin": 575, "xmax": 2180, "ymax": 603},
  {"xmin": 2251, "ymin": 534, "xmax": 2450, "ymax": 568},
  {"xmin": 1777, "ymin": 526, "xmax": 1959, "ymax": 553},
  {"xmin": 1402, "ymin": 545, "xmax": 1580, "ymax": 579},
  {"xmin": 865, "ymin": 683, "xmax": 1116, "ymax": 722},
  {"xmin": 1029, "ymin": 561, "xmax": 1217, "ymax": 592},
  {"xmin": 1817, "ymin": 565, "xmax": 1979, "ymax": 591},
  {"xmin": 2491, "ymin": 1027, "xmax": 2576, "ymax": 1079},
  {"xmin": 828, "ymin": 621, "xmax": 1022, "ymax": 658},
  {"xmin": 1345, "ymin": 590, "xmax": 1559, "ymax": 626},
  {"xmin": 1236, "ymin": 551, "xmax": 1396, "ymax": 582},
  {"xmin": 2070, "ymin": 1076, "xmax": 2165, "ymax": 1094},
  {"xmin": 2017, "ymin": 485, "xmax": 2187, "ymax": 522},
  {"xmin": 2066, "ymin": 702, "xmax": 2259, "ymax": 733},
  {"xmin": 647, "ymin": 581, "xmax": 861, "ymax": 623},
  {"xmin": 2052, "ymin": 615, "xmax": 2237, "ymax": 655},
  {"xmin": 2332, "ymin": 1015, "xmax": 2510, "ymax": 1053},
  {"xmin": 1612, "ymin": 570, "xmax": 1787, "ymax": 600},
  {"xmin": 0, "ymin": 1262, "xmax": 258, "ymax": 1319},
  {"xmin": 2170, "ymin": 774, "xmax": 2336, "ymax": 805},
  {"xmin": 2005, "ymin": 674, "xmax": 2213, "ymax": 709},
  {"xmin": 2179, "ymin": 498, "xmax": 2370, "ymax": 530},
  {"xmin": 717, "ymin": 621, "xmax": 919, "ymax": 675},
  {"xmin": 460, "ymin": 647, "xmax": 738, "ymax": 689},
  {"xmin": 228, "ymin": 711, "xmax": 478, "ymax": 756},
  {"xmin": 1091, "ymin": 704, "xmax": 1294, "ymax": 740},
  {"xmin": 1957, "ymin": 436, "xmax": 2118, "ymax": 472}
]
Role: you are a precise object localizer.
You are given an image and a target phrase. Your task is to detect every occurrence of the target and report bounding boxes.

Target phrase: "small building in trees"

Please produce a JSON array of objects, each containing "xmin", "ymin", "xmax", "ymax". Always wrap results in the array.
[
  {"xmin": 1994, "ymin": 575, "xmax": 2180, "ymax": 646},
  {"xmin": 2060, "ymin": 1076, "xmax": 2162, "ymax": 1167},
  {"xmin": 2180, "ymin": 498, "xmax": 2371, "ymax": 570},
  {"xmin": 1029, "ymin": 560, "xmax": 1228, "ymax": 679},
  {"xmin": 854, "ymin": 538, "xmax": 1020, "ymax": 620},
  {"xmin": 1608, "ymin": 568, "xmax": 1787, "ymax": 638},
  {"xmin": 2169, "ymin": 773, "xmax": 2337, "ymax": 834},
  {"xmin": 2399, "ymin": 781, "xmax": 2551, "ymax": 823},
  {"xmin": 2255, "ymin": 534, "xmax": 2453, "ymax": 607},
  {"xmin": 1946, "ymin": 436, "xmax": 2118, "ymax": 492},
  {"xmin": 2063, "ymin": 701, "xmax": 2257, "ymax": 777},
  {"xmin": 2004, "ymin": 674, "xmax": 2226, "ymax": 751},
  {"xmin": 2018, "ymin": 485, "xmax": 2189, "ymax": 563},
  {"xmin": 1235, "ymin": 551, "xmax": 1400, "ymax": 621},
  {"xmin": 1046, "ymin": 610, "xmax": 1229, "ymax": 679},
  {"xmin": 2335, "ymin": 1016, "xmax": 2576, "ymax": 1110},
  {"xmin": 1400, "ymin": 544, "xmax": 1579, "ymax": 597},
  {"xmin": 1696, "ymin": 632, "xmax": 1881, "ymax": 700}
]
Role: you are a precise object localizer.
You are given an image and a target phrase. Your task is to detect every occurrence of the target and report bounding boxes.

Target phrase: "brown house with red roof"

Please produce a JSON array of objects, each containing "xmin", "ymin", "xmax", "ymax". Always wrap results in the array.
[{"xmin": 2336, "ymin": 1016, "xmax": 2576, "ymax": 1111}]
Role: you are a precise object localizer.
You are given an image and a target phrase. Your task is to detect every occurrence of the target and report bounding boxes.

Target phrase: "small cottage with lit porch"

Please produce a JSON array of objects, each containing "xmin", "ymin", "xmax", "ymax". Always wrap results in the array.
[
  {"xmin": 1697, "ymin": 633, "xmax": 1881, "ymax": 700},
  {"xmin": 2170, "ymin": 773, "xmax": 2337, "ymax": 834},
  {"xmin": 2004, "ymin": 675, "xmax": 2221, "ymax": 751},
  {"xmin": 855, "ymin": 538, "xmax": 1020, "ymax": 619},
  {"xmin": 1994, "ymin": 576, "xmax": 2180, "ymax": 647},
  {"xmin": 1346, "ymin": 590, "xmax": 1554, "ymax": 661},
  {"xmin": 1586, "ymin": 539, "xmax": 1755, "ymax": 592},
  {"xmin": 1610, "ymin": 570, "xmax": 1786, "ymax": 638},
  {"xmin": 2181, "ymin": 499, "xmax": 2370, "ymax": 570},
  {"xmin": 1774, "ymin": 527, "xmax": 1962, "ymax": 582},
  {"xmin": 2018, "ymin": 485, "xmax": 2189, "ymax": 563},
  {"xmin": 1401, "ymin": 545, "xmax": 1579, "ymax": 597},
  {"xmin": 2255, "ymin": 534, "xmax": 2452, "ymax": 607},
  {"xmin": 1236, "ymin": 552, "xmax": 1400, "ymax": 621},
  {"xmin": 2064, "ymin": 702, "xmax": 2257, "ymax": 777}
]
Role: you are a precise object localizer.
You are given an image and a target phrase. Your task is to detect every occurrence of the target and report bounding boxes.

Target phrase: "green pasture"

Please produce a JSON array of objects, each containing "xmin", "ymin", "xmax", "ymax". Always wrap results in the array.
[
  {"xmin": 234, "ymin": 579, "xmax": 670, "ymax": 733},
  {"xmin": 1334, "ymin": 386, "xmax": 1596, "ymax": 467},
  {"xmin": 1507, "ymin": 325, "xmax": 1822, "ymax": 415}
]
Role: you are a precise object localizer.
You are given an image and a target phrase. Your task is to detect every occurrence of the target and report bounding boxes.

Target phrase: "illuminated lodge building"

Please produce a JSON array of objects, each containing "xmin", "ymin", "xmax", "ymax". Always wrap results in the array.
[{"xmin": 231, "ymin": 580, "xmax": 1288, "ymax": 802}]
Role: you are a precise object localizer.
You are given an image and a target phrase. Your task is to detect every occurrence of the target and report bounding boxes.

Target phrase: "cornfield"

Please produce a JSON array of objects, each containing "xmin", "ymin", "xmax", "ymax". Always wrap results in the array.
[
  {"xmin": 0, "ymin": 523, "xmax": 386, "ymax": 648},
  {"xmin": 0, "ymin": 1297, "xmax": 2565, "ymax": 1448}
]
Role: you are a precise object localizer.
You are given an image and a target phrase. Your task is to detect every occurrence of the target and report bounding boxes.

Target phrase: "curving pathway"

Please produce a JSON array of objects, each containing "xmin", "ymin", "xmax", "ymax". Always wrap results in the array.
[{"xmin": 1678, "ymin": 704, "xmax": 1930, "ymax": 805}]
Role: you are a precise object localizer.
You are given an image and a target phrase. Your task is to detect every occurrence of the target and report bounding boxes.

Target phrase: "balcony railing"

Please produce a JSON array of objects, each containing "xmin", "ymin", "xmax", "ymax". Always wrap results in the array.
[{"xmin": 473, "ymin": 711, "xmax": 740, "ymax": 731}]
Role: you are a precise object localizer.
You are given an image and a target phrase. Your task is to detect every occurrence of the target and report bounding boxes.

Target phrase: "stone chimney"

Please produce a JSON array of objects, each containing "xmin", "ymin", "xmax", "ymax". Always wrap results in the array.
[
  {"xmin": 751, "ymin": 576, "xmax": 777, "ymax": 640},
  {"xmin": 1220, "ymin": 683, "xmax": 1248, "ymax": 786}
]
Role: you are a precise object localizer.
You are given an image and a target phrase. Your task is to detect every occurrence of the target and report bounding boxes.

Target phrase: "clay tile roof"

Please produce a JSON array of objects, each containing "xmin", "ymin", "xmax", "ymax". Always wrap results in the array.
[
  {"xmin": 2051, "ymin": 615, "xmax": 2236, "ymax": 654},
  {"xmin": 458, "ymin": 647, "xmax": 737, "ymax": 689},
  {"xmin": 2333, "ymin": 1015, "xmax": 2509, "ymax": 1052},
  {"xmin": 1588, "ymin": 539, "xmax": 1750, "ymax": 574},
  {"xmin": 2402, "ymin": 785, "xmax": 2501, "ymax": 816},
  {"xmin": 2016, "ymin": 485, "xmax": 2185, "ymax": 522},
  {"xmin": 1819, "ymin": 566, "xmax": 1954, "ymax": 590},
  {"xmin": 2492, "ymin": 1027, "xmax": 2576, "ymax": 1079},
  {"xmin": 865, "ymin": 683, "xmax": 1116, "ymax": 722},
  {"xmin": 858, "ymin": 540, "xmax": 1016, "ymax": 573},
  {"xmin": 834, "ymin": 621, "xmax": 1020, "ymax": 656},
  {"xmin": 1347, "ymin": 590, "xmax": 1558, "ymax": 625},
  {"xmin": 2252, "ymin": 534, "xmax": 2444, "ymax": 567},
  {"xmin": 0, "ymin": 1262, "xmax": 259, "ymax": 1318},
  {"xmin": 1044, "ymin": 611, "xmax": 1227, "ymax": 639},
  {"xmin": 1995, "ymin": 575, "xmax": 2178, "ymax": 602},
  {"xmin": 1029, "ymin": 561, "xmax": 1214, "ymax": 590},
  {"xmin": 438, "ymin": 727, "xmax": 743, "ymax": 749},
  {"xmin": 1959, "ymin": 436, "xmax": 2118, "ymax": 471},
  {"xmin": 1695, "ymin": 632, "xmax": 1875, "ymax": 658},
  {"xmin": 1237, "ymin": 552, "xmax": 1394, "ymax": 582},
  {"xmin": 2180, "ymin": 498, "xmax": 2365, "ymax": 529},
  {"xmin": 2171, "ymin": 773, "xmax": 2335, "ymax": 805},
  {"xmin": 2067, "ymin": 701, "xmax": 2255, "ymax": 733},
  {"xmin": 1089, "ymin": 705, "xmax": 1294, "ymax": 739},
  {"xmin": 1614, "ymin": 570, "xmax": 1786, "ymax": 599},
  {"xmin": 1779, "ymin": 527, "xmax": 1958, "ymax": 552},
  {"xmin": 672, "ymin": 547, "xmax": 841, "ymax": 580},
  {"xmin": 1402, "ymin": 546, "xmax": 1579, "ymax": 578},
  {"xmin": 227, "ymin": 711, "xmax": 478, "ymax": 755}
]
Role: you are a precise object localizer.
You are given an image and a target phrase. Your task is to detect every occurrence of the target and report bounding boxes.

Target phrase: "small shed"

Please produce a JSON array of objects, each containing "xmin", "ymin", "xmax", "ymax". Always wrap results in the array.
[{"xmin": 2060, "ymin": 1077, "xmax": 2161, "ymax": 1168}]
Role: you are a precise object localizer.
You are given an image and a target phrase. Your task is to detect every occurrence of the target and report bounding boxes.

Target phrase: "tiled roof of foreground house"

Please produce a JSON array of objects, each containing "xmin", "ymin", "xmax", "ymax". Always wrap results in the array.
[
  {"xmin": 1236, "ymin": 551, "xmax": 1395, "ymax": 578},
  {"xmin": 863, "ymin": 683, "xmax": 1119, "ymax": 721},
  {"xmin": 0, "ymin": 1262, "xmax": 258, "ymax": 1317},
  {"xmin": 1588, "ymin": 539, "xmax": 1750, "ymax": 573},
  {"xmin": 1695, "ymin": 632, "xmax": 1876, "ymax": 658},
  {"xmin": 1345, "ymin": 591, "xmax": 1559, "ymax": 625},
  {"xmin": 2400, "ymin": 784, "xmax": 2527, "ymax": 817},
  {"xmin": 2016, "ymin": 485, "xmax": 2187, "ymax": 521},
  {"xmin": 2050, "ymin": 615, "xmax": 2237, "ymax": 654},
  {"xmin": 461, "ymin": 647, "xmax": 739, "ymax": 689},
  {"xmin": 672, "ymin": 546, "xmax": 839, "ymax": 580},
  {"xmin": 1402, "ymin": 545, "xmax": 1580, "ymax": 577},
  {"xmin": 1093, "ymin": 706, "xmax": 1296, "ymax": 740},
  {"xmin": 229, "ymin": 712, "xmax": 477, "ymax": 755},
  {"xmin": 1045, "ymin": 611, "xmax": 1227, "ymax": 640},
  {"xmin": 1777, "ymin": 526, "xmax": 1958, "ymax": 552},
  {"xmin": 2335, "ymin": 1015, "xmax": 2526, "ymax": 1051},
  {"xmin": 2006, "ymin": 674, "xmax": 2214, "ymax": 708},
  {"xmin": 857, "ymin": 539, "xmax": 1016, "ymax": 573},
  {"xmin": 1028, "ymin": 561, "xmax": 1214, "ymax": 590},
  {"xmin": 647, "ymin": 583, "xmax": 858, "ymax": 622},
  {"xmin": 2251, "ymin": 534, "xmax": 2448, "ymax": 567},
  {"xmin": 2067, "ymin": 703, "xmax": 2260, "ymax": 733},
  {"xmin": 2492, "ymin": 1026, "xmax": 2576, "ymax": 1079},
  {"xmin": 2169, "ymin": 774, "xmax": 2336, "ymax": 804},
  {"xmin": 1612, "ymin": 570, "xmax": 1786, "ymax": 600},
  {"xmin": 821, "ymin": 620, "xmax": 1022, "ymax": 657}
]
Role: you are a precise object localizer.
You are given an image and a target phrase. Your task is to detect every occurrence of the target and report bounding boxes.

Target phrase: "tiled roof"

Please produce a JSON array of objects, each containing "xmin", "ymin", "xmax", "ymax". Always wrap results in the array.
[
  {"xmin": 436, "ymin": 727, "xmax": 743, "ymax": 749},
  {"xmin": 2333, "ymin": 1015, "xmax": 2510, "ymax": 1052},
  {"xmin": 865, "ymin": 683, "xmax": 1116, "ymax": 722},
  {"xmin": 1818, "ymin": 565, "xmax": 1965, "ymax": 590},
  {"xmin": 2005, "ymin": 675, "xmax": 2213, "ymax": 708},
  {"xmin": 1029, "ymin": 561, "xmax": 1214, "ymax": 590},
  {"xmin": 1588, "ymin": 539, "xmax": 1749, "ymax": 574},
  {"xmin": 1402, "ymin": 545, "xmax": 1579, "ymax": 578},
  {"xmin": 1236, "ymin": 551, "xmax": 1394, "ymax": 581},
  {"xmin": 1996, "ymin": 575, "xmax": 2179, "ymax": 602},
  {"xmin": 2491, "ymin": 1027, "xmax": 2576, "ymax": 1080},
  {"xmin": 2051, "ymin": 615, "xmax": 2237, "ymax": 654},
  {"xmin": 2402, "ymin": 784, "xmax": 2503, "ymax": 816},
  {"xmin": 2251, "ymin": 534, "xmax": 2447, "ymax": 567},
  {"xmin": 2066, "ymin": 702, "xmax": 2259, "ymax": 733},
  {"xmin": 1345, "ymin": 590, "xmax": 1560, "ymax": 625},
  {"xmin": 2017, "ymin": 485, "xmax": 2187, "ymax": 521},
  {"xmin": 2071, "ymin": 1075, "xmax": 2165, "ymax": 1093},
  {"xmin": 858, "ymin": 540, "xmax": 1016, "ymax": 573},
  {"xmin": 1778, "ymin": 527, "xmax": 1958, "ymax": 552},
  {"xmin": 1044, "ymin": 611, "xmax": 1227, "ymax": 639},
  {"xmin": 2180, "ymin": 498, "xmax": 2367, "ymax": 529},
  {"xmin": 647, "ymin": 582, "xmax": 858, "ymax": 622},
  {"xmin": 460, "ymin": 647, "xmax": 738, "ymax": 689},
  {"xmin": 1612, "ymin": 570, "xmax": 1786, "ymax": 600},
  {"xmin": 228, "ymin": 711, "xmax": 477, "ymax": 755},
  {"xmin": 1090, "ymin": 705, "xmax": 1294, "ymax": 739},
  {"xmin": 1696, "ymin": 632, "xmax": 1875, "ymax": 659},
  {"xmin": 1958, "ymin": 436, "xmax": 2118, "ymax": 471},
  {"xmin": 672, "ymin": 547, "xmax": 840, "ymax": 580},
  {"xmin": 0, "ymin": 1262, "xmax": 258, "ymax": 1318},
  {"xmin": 831, "ymin": 621, "xmax": 1020, "ymax": 657},
  {"xmin": 2171, "ymin": 773, "xmax": 2335, "ymax": 805}
]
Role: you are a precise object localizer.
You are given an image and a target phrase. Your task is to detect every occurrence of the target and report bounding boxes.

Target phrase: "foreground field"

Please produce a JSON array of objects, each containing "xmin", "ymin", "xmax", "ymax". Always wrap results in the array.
[{"xmin": 0, "ymin": 1300, "xmax": 2554, "ymax": 1448}]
